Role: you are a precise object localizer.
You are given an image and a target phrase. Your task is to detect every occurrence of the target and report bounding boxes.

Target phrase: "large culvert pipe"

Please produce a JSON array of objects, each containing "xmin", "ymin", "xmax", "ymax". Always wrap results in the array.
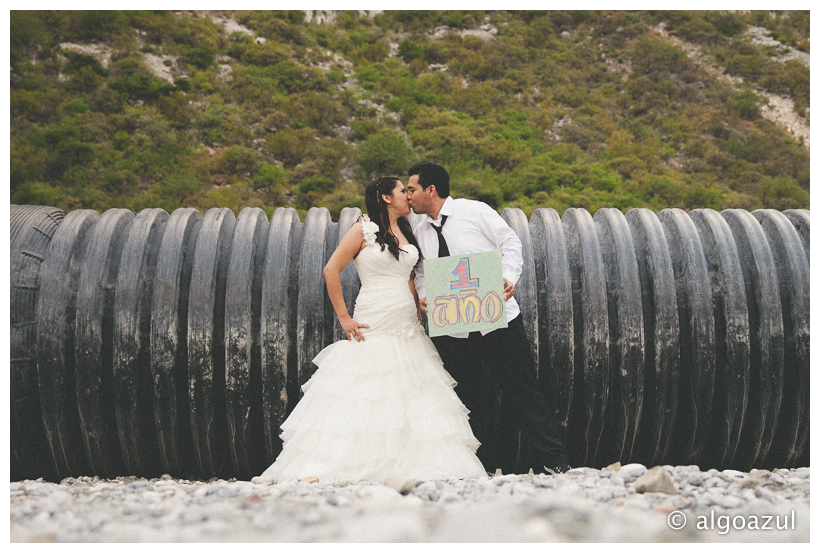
[{"xmin": 9, "ymin": 205, "xmax": 810, "ymax": 480}]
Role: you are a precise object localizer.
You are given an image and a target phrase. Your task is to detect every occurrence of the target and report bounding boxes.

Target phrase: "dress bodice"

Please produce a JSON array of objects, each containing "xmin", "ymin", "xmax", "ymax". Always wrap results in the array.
[
  {"xmin": 351, "ymin": 219, "xmax": 421, "ymax": 337},
  {"xmin": 354, "ymin": 242, "xmax": 418, "ymax": 287}
]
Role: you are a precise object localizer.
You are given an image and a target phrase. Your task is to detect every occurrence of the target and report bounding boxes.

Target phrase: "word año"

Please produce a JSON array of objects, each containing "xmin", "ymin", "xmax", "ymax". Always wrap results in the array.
[{"xmin": 431, "ymin": 289, "xmax": 504, "ymax": 328}]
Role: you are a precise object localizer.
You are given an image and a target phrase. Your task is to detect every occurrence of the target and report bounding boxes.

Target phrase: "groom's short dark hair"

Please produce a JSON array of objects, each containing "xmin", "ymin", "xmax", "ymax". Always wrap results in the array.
[{"xmin": 408, "ymin": 161, "xmax": 450, "ymax": 199}]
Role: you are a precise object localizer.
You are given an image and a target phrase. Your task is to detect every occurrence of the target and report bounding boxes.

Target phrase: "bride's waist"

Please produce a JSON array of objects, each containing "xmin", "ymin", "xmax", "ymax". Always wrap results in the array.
[
  {"xmin": 354, "ymin": 296, "xmax": 415, "ymax": 315},
  {"xmin": 353, "ymin": 289, "xmax": 415, "ymax": 326},
  {"xmin": 357, "ymin": 277, "xmax": 410, "ymax": 290},
  {"xmin": 355, "ymin": 283, "xmax": 413, "ymax": 303}
]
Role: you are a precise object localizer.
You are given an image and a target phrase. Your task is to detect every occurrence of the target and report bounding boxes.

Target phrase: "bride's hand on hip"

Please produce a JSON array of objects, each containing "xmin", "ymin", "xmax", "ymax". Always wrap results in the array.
[{"xmin": 340, "ymin": 315, "xmax": 369, "ymax": 342}]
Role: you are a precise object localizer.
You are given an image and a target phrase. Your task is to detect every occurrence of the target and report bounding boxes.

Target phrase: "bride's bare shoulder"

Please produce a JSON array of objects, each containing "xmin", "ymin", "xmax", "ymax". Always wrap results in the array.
[{"xmin": 347, "ymin": 220, "xmax": 367, "ymax": 239}]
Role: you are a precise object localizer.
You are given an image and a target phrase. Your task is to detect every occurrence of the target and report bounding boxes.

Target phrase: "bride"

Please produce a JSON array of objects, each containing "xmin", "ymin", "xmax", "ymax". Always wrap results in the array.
[{"xmin": 252, "ymin": 177, "xmax": 487, "ymax": 490}]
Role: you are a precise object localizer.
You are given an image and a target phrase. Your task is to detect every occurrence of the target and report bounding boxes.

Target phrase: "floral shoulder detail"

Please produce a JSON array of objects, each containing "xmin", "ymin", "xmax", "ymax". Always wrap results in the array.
[{"xmin": 359, "ymin": 214, "xmax": 379, "ymax": 246}]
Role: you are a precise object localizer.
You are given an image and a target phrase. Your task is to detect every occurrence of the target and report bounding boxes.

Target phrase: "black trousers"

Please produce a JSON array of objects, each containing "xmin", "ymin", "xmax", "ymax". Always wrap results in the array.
[{"xmin": 431, "ymin": 315, "xmax": 568, "ymax": 470}]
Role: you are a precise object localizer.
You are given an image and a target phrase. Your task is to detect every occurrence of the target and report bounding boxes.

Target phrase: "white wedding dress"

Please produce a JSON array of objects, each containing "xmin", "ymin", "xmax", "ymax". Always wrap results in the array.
[{"xmin": 252, "ymin": 220, "xmax": 486, "ymax": 486}]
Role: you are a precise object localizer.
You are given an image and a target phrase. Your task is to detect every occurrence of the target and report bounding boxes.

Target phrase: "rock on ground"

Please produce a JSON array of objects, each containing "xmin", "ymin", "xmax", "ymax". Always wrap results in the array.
[{"xmin": 10, "ymin": 466, "xmax": 809, "ymax": 542}]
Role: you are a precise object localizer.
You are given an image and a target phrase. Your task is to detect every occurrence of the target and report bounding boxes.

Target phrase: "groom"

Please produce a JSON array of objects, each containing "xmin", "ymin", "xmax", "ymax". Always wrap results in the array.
[{"xmin": 406, "ymin": 161, "xmax": 570, "ymax": 475}]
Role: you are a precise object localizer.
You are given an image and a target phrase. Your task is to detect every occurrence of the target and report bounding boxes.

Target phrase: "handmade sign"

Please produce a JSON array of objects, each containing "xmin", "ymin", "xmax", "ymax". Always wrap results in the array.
[{"xmin": 423, "ymin": 250, "xmax": 508, "ymax": 337}]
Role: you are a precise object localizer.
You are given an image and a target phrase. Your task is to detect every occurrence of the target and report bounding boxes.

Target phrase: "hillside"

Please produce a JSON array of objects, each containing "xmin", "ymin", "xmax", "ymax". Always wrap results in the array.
[{"xmin": 10, "ymin": 10, "xmax": 810, "ymax": 218}]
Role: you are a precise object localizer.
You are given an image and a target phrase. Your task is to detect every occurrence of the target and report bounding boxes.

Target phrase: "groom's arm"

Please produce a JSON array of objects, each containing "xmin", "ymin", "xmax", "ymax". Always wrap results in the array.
[
  {"xmin": 475, "ymin": 202, "xmax": 523, "ymax": 286},
  {"xmin": 409, "ymin": 271, "xmax": 423, "ymax": 318},
  {"xmin": 413, "ymin": 257, "xmax": 426, "ymax": 300}
]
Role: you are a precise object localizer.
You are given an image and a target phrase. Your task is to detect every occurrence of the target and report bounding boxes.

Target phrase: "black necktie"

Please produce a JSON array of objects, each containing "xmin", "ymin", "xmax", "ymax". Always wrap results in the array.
[{"xmin": 432, "ymin": 215, "xmax": 450, "ymax": 258}]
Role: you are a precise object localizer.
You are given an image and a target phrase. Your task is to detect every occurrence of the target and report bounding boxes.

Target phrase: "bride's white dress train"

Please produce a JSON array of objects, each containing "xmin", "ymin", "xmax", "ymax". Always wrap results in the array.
[{"xmin": 252, "ymin": 222, "xmax": 486, "ymax": 486}]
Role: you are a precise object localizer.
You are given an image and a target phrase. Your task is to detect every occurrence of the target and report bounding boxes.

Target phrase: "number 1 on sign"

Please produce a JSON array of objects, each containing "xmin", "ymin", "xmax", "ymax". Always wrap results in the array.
[{"xmin": 450, "ymin": 258, "xmax": 478, "ymax": 289}]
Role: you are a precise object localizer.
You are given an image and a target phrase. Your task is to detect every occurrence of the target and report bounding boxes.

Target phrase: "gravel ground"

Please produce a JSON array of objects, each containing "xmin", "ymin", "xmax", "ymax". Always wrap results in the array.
[{"xmin": 10, "ymin": 465, "xmax": 809, "ymax": 542}]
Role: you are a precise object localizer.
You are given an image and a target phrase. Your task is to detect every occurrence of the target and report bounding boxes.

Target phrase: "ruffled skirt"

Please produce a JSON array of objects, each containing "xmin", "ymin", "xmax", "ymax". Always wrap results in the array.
[{"xmin": 252, "ymin": 325, "xmax": 487, "ymax": 486}]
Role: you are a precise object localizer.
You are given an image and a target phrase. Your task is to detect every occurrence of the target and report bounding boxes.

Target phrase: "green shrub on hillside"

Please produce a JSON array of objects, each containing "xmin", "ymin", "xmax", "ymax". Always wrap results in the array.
[
  {"xmin": 8, "ymin": 10, "xmax": 809, "ymax": 216},
  {"xmin": 354, "ymin": 129, "xmax": 417, "ymax": 179}
]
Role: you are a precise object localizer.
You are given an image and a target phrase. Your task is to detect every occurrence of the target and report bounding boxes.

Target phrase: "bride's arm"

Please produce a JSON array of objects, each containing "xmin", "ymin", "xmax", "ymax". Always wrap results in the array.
[{"xmin": 324, "ymin": 221, "xmax": 369, "ymax": 341}]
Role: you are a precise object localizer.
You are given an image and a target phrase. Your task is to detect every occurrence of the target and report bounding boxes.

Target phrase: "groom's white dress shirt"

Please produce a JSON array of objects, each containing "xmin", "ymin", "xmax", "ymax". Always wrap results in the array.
[{"xmin": 412, "ymin": 196, "xmax": 523, "ymax": 338}]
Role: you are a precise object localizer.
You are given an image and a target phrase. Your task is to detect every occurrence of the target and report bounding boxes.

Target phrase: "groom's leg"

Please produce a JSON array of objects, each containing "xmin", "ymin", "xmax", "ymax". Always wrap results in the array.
[
  {"xmin": 478, "ymin": 316, "xmax": 569, "ymax": 469},
  {"xmin": 431, "ymin": 335, "xmax": 488, "ymax": 447}
]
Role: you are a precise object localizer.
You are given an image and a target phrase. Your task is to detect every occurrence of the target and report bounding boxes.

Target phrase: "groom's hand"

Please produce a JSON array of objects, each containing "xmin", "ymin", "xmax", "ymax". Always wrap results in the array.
[
  {"xmin": 419, "ymin": 297, "xmax": 428, "ymax": 314},
  {"xmin": 503, "ymin": 279, "xmax": 516, "ymax": 301}
]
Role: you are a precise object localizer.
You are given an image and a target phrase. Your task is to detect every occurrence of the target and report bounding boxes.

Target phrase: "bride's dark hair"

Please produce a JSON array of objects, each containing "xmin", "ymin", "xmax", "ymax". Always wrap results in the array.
[{"xmin": 363, "ymin": 176, "xmax": 420, "ymax": 261}]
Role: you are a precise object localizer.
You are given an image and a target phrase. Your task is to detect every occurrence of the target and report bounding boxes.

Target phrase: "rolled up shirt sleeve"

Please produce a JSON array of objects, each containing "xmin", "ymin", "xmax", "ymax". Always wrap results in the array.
[{"xmin": 475, "ymin": 203, "xmax": 523, "ymax": 285}]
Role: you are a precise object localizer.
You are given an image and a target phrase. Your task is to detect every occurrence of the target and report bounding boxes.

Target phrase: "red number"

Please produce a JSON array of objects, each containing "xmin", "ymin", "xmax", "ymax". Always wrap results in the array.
[{"xmin": 450, "ymin": 259, "xmax": 478, "ymax": 289}]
